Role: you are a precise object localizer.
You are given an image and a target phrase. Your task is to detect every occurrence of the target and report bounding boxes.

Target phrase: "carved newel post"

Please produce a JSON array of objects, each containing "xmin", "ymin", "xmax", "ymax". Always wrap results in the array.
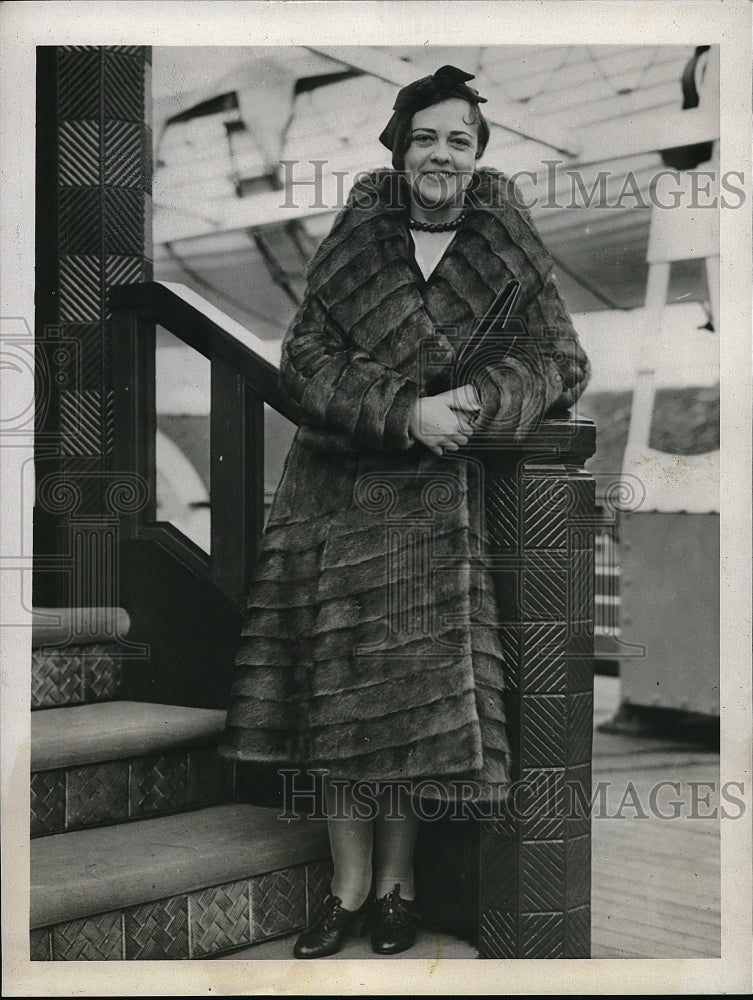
[{"xmin": 416, "ymin": 416, "xmax": 597, "ymax": 959}]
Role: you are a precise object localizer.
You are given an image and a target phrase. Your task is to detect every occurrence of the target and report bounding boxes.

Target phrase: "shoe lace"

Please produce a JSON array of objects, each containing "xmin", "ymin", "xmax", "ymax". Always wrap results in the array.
[
  {"xmin": 321, "ymin": 895, "xmax": 344, "ymax": 931},
  {"xmin": 381, "ymin": 884, "xmax": 410, "ymax": 926}
]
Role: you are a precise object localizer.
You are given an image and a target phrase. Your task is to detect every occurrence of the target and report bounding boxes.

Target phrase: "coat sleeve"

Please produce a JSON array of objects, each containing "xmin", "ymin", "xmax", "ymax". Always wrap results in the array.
[
  {"xmin": 280, "ymin": 290, "xmax": 420, "ymax": 452},
  {"xmin": 467, "ymin": 256, "xmax": 591, "ymax": 441}
]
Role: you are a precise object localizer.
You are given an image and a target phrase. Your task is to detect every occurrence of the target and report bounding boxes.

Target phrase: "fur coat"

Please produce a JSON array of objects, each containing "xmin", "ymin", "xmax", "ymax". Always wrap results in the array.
[{"xmin": 219, "ymin": 168, "xmax": 590, "ymax": 786}]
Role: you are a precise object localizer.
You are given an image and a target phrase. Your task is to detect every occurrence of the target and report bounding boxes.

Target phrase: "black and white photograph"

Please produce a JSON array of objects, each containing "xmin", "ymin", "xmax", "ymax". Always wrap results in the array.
[{"xmin": 1, "ymin": 1, "xmax": 751, "ymax": 995}]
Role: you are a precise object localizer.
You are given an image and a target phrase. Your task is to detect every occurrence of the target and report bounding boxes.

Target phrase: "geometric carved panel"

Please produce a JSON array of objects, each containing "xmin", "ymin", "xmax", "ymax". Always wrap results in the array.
[
  {"xmin": 30, "ymin": 770, "xmax": 66, "ymax": 837},
  {"xmin": 565, "ymin": 904, "xmax": 591, "ymax": 956},
  {"xmin": 58, "ymin": 49, "xmax": 101, "ymax": 119},
  {"xmin": 519, "ymin": 622, "xmax": 568, "ymax": 693},
  {"xmin": 124, "ymin": 896, "xmax": 189, "ymax": 960},
  {"xmin": 519, "ymin": 637, "xmax": 568, "ymax": 693},
  {"xmin": 59, "ymin": 255, "xmax": 102, "ymax": 323},
  {"xmin": 35, "ymin": 38, "xmax": 153, "ymax": 612},
  {"xmin": 564, "ymin": 762, "xmax": 592, "ymax": 830},
  {"xmin": 31, "ymin": 644, "xmax": 122, "ymax": 708},
  {"xmin": 105, "ymin": 254, "xmax": 144, "ymax": 293},
  {"xmin": 520, "ymin": 695, "xmax": 567, "ymax": 768},
  {"xmin": 568, "ymin": 546, "xmax": 594, "ymax": 623},
  {"xmin": 567, "ymin": 656, "xmax": 593, "ymax": 694},
  {"xmin": 30, "ymin": 927, "xmax": 52, "ymax": 961},
  {"xmin": 485, "ymin": 478, "xmax": 519, "ymax": 548},
  {"xmin": 66, "ymin": 761, "xmax": 129, "ymax": 828},
  {"xmin": 250, "ymin": 867, "xmax": 307, "ymax": 942},
  {"xmin": 478, "ymin": 908, "xmax": 517, "ymax": 958},
  {"xmin": 565, "ymin": 478, "xmax": 595, "ymax": 517},
  {"xmin": 33, "ymin": 742, "xmax": 235, "ymax": 836},
  {"xmin": 59, "ymin": 188, "xmax": 102, "ymax": 256},
  {"xmin": 520, "ymin": 911, "xmax": 565, "ymax": 958},
  {"xmin": 129, "ymin": 753, "xmax": 189, "ymax": 817},
  {"xmin": 31, "ymin": 648, "xmax": 85, "ymax": 708},
  {"xmin": 83, "ymin": 646, "xmax": 122, "ymax": 701},
  {"xmin": 517, "ymin": 812, "xmax": 566, "ymax": 843},
  {"xmin": 63, "ymin": 321, "xmax": 102, "ymax": 391},
  {"xmin": 188, "ymin": 880, "xmax": 250, "ymax": 958},
  {"xmin": 104, "ymin": 121, "xmax": 143, "ymax": 187},
  {"xmin": 59, "ymin": 121, "xmax": 100, "ymax": 186},
  {"xmin": 103, "ymin": 53, "xmax": 144, "ymax": 122},
  {"xmin": 51, "ymin": 912, "xmax": 123, "ymax": 960},
  {"xmin": 55, "ymin": 388, "xmax": 112, "ymax": 458},
  {"xmin": 478, "ymin": 836, "xmax": 518, "ymax": 908},
  {"xmin": 519, "ymin": 841, "xmax": 566, "ymax": 912},
  {"xmin": 60, "ymin": 389, "xmax": 105, "ymax": 456},
  {"xmin": 305, "ymin": 858, "xmax": 334, "ymax": 923},
  {"xmin": 111, "ymin": 45, "xmax": 149, "ymax": 58},
  {"xmin": 522, "ymin": 566, "xmax": 568, "ymax": 621},
  {"xmin": 566, "ymin": 836, "xmax": 591, "ymax": 909},
  {"xmin": 103, "ymin": 189, "xmax": 143, "ymax": 255},
  {"xmin": 519, "ymin": 767, "xmax": 566, "ymax": 822},
  {"xmin": 567, "ymin": 692, "xmax": 593, "ymax": 766},
  {"xmin": 523, "ymin": 480, "xmax": 568, "ymax": 549}
]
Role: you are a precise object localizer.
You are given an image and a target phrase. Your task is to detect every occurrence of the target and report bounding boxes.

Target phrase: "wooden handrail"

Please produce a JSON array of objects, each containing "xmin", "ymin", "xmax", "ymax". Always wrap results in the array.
[{"xmin": 110, "ymin": 281, "xmax": 303, "ymax": 425}]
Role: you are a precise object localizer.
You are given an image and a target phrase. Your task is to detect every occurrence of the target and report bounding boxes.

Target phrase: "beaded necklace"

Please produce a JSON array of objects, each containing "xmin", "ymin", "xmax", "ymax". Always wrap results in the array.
[{"xmin": 407, "ymin": 208, "xmax": 469, "ymax": 233}]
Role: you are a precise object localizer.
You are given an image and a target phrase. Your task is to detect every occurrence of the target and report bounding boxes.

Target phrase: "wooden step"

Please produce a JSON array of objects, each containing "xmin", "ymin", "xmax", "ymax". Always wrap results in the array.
[
  {"xmin": 32, "ymin": 606, "xmax": 131, "ymax": 647},
  {"xmin": 32, "ymin": 701, "xmax": 226, "ymax": 770},
  {"xmin": 31, "ymin": 702, "xmax": 233, "ymax": 836},
  {"xmin": 30, "ymin": 804, "xmax": 332, "ymax": 960}
]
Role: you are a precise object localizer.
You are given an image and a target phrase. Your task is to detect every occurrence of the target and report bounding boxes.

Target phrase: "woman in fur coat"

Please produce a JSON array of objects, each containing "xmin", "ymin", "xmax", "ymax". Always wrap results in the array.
[{"xmin": 219, "ymin": 65, "xmax": 590, "ymax": 957}]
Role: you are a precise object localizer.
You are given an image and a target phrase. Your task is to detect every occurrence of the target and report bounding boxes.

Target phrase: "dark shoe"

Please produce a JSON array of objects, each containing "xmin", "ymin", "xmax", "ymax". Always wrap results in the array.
[
  {"xmin": 293, "ymin": 893, "xmax": 369, "ymax": 959},
  {"xmin": 370, "ymin": 883, "xmax": 418, "ymax": 955}
]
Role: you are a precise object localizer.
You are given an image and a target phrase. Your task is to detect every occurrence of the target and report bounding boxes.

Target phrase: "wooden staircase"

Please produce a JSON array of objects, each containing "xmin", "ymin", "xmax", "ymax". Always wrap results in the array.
[
  {"xmin": 30, "ymin": 608, "xmax": 331, "ymax": 961},
  {"xmin": 28, "ymin": 280, "xmax": 597, "ymax": 961}
]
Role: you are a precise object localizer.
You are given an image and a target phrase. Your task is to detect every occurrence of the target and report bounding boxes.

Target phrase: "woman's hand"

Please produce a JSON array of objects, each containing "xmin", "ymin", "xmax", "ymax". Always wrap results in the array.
[
  {"xmin": 409, "ymin": 384, "xmax": 481, "ymax": 456},
  {"xmin": 432, "ymin": 384, "xmax": 482, "ymax": 416}
]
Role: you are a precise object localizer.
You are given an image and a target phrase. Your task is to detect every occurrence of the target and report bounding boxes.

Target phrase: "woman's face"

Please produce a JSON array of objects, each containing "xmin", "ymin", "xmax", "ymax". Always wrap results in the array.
[{"xmin": 403, "ymin": 98, "xmax": 480, "ymax": 213}]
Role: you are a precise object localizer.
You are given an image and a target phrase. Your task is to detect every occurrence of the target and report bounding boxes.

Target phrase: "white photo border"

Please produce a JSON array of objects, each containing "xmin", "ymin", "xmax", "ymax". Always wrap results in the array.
[{"xmin": 1, "ymin": 2, "xmax": 751, "ymax": 995}]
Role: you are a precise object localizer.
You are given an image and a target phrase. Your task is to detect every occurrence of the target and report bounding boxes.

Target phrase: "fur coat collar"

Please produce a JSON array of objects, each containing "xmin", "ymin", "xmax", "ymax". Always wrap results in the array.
[{"xmin": 285, "ymin": 167, "xmax": 590, "ymax": 455}]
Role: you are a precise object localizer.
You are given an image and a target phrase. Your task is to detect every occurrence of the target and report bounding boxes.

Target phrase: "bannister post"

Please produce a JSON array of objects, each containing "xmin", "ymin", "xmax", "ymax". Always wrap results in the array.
[
  {"xmin": 478, "ymin": 417, "xmax": 597, "ymax": 958},
  {"xmin": 414, "ymin": 416, "xmax": 597, "ymax": 958},
  {"xmin": 110, "ymin": 303, "xmax": 158, "ymax": 545},
  {"xmin": 34, "ymin": 47, "xmax": 153, "ymax": 608},
  {"xmin": 209, "ymin": 360, "xmax": 266, "ymax": 607}
]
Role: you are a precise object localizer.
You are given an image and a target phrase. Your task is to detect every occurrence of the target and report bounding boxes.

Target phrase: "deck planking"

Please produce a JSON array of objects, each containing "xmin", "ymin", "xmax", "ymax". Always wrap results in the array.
[{"xmin": 590, "ymin": 677, "xmax": 720, "ymax": 958}]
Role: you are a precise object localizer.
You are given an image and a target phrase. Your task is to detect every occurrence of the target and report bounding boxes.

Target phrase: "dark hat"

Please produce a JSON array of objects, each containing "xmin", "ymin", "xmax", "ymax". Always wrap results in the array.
[{"xmin": 379, "ymin": 65, "xmax": 488, "ymax": 154}]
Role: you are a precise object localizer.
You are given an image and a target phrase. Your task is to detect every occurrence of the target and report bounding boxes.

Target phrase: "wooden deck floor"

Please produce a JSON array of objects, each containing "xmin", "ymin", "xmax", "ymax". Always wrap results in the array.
[
  {"xmin": 590, "ymin": 676, "xmax": 720, "ymax": 959},
  {"xmin": 223, "ymin": 676, "xmax": 721, "ymax": 961}
]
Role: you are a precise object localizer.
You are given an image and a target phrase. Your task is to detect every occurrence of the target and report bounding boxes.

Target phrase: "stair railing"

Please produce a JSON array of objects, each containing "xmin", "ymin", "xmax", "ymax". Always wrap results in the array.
[{"xmin": 110, "ymin": 281, "xmax": 302, "ymax": 608}]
